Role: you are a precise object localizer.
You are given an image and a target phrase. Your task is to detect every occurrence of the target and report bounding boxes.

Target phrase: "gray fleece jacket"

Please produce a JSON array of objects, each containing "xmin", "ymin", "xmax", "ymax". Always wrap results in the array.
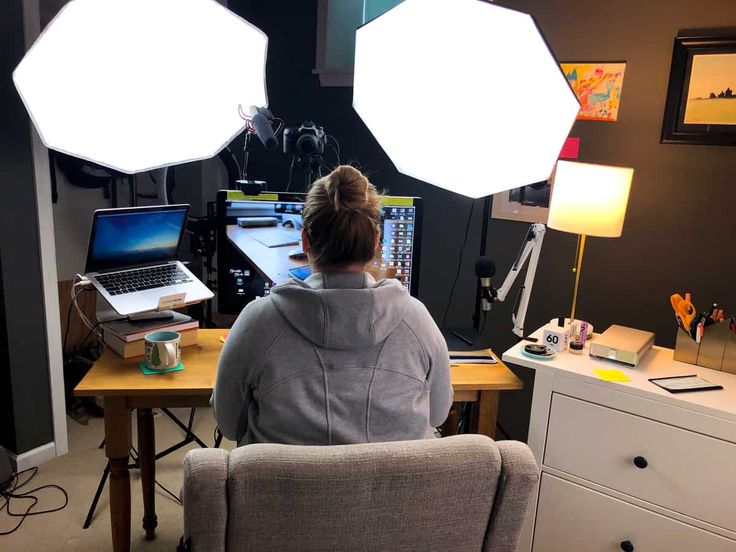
[{"xmin": 212, "ymin": 272, "xmax": 453, "ymax": 446}]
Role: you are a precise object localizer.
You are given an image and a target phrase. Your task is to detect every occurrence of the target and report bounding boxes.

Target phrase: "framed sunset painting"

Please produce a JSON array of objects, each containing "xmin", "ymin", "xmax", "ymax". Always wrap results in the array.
[{"xmin": 662, "ymin": 29, "xmax": 736, "ymax": 145}]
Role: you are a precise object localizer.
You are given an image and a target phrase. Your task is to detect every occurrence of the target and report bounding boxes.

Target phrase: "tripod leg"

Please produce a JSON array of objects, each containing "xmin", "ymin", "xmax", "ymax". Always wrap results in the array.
[
  {"xmin": 83, "ymin": 462, "xmax": 110, "ymax": 529},
  {"xmin": 161, "ymin": 408, "xmax": 208, "ymax": 448}
]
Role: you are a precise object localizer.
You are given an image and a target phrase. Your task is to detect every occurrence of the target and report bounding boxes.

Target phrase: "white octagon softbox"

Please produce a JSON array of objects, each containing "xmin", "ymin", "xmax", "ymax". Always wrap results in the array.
[
  {"xmin": 13, "ymin": 0, "xmax": 268, "ymax": 174},
  {"xmin": 353, "ymin": 0, "xmax": 579, "ymax": 198}
]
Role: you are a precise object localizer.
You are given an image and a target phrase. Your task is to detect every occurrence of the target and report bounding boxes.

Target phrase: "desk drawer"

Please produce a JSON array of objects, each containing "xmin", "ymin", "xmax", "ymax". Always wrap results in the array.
[
  {"xmin": 533, "ymin": 474, "xmax": 736, "ymax": 551},
  {"xmin": 544, "ymin": 393, "xmax": 736, "ymax": 531}
]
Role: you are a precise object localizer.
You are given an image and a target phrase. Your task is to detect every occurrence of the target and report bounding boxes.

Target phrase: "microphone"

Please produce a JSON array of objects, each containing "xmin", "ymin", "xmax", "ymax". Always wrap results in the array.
[
  {"xmin": 475, "ymin": 256, "xmax": 496, "ymax": 311},
  {"xmin": 248, "ymin": 106, "xmax": 278, "ymax": 151}
]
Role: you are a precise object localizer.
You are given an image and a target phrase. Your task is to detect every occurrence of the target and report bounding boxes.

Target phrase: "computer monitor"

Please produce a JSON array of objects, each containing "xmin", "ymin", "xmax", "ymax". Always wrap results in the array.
[{"xmin": 216, "ymin": 190, "xmax": 423, "ymax": 314}]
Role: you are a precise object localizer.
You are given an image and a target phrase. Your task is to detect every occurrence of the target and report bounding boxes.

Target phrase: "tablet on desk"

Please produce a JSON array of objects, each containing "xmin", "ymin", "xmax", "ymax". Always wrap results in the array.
[
  {"xmin": 649, "ymin": 375, "xmax": 723, "ymax": 393},
  {"xmin": 288, "ymin": 265, "xmax": 312, "ymax": 281}
]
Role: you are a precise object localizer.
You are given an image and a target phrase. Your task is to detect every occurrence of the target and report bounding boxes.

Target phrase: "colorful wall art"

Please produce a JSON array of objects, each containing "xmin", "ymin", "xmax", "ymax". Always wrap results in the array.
[{"xmin": 561, "ymin": 62, "xmax": 627, "ymax": 122}]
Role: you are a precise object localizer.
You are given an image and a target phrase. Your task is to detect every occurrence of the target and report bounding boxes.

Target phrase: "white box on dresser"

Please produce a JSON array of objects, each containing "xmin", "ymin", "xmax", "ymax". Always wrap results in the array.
[{"xmin": 503, "ymin": 327, "xmax": 736, "ymax": 552}]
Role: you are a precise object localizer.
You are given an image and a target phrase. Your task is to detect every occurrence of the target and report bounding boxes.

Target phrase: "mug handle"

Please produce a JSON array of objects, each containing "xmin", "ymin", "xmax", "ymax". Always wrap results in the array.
[{"xmin": 164, "ymin": 342, "xmax": 177, "ymax": 367}]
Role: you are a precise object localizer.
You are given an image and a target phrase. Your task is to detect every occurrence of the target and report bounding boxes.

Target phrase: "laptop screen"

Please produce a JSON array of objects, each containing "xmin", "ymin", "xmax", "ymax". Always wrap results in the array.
[{"xmin": 85, "ymin": 205, "xmax": 189, "ymax": 273}]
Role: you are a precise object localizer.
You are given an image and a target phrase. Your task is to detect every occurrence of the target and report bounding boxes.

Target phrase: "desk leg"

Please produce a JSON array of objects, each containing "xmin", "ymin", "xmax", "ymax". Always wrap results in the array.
[
  {"xmin": 477, "ymin": 391, "xmax": 499, "ymax": 439},
  {"xmin": 137, "ymin": 408, "xmax": 157, "ymax": 540},
  {"xmin": 105, "ymin": 397, "xmax": 132, "ymax": 552}
]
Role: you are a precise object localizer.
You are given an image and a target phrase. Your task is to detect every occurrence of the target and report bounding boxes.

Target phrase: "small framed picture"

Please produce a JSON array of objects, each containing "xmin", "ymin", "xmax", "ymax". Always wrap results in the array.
[
  {"xmin": 661, "ymin": 28, "xmax": 736, "ymax": 145},
  {"xmin": 491, "ymin": 181, "xmax": 551, "ymax": 223}
]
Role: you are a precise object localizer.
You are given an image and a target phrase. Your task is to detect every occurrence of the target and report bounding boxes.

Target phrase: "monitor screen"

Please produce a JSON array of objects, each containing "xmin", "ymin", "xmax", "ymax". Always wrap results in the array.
[
  {"xmin": 85, "ymin": 205, "xmax": 189, "ymax": 273},
  {"xmin": 216, "ymin": 191, "xmax": 422, "ymax": 312}
]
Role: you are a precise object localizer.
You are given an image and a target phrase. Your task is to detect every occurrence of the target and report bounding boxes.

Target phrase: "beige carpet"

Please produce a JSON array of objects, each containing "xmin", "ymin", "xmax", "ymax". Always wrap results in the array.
[{"xmin": 1, "ymin": 407, "xmax": 233, "ymax": 551}]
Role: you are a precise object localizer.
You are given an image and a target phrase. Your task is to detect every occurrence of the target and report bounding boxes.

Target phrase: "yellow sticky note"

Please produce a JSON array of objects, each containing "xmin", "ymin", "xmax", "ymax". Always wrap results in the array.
[{"xmin": 593, "ymin": 369, "xmax": 631, "ymax": 383}]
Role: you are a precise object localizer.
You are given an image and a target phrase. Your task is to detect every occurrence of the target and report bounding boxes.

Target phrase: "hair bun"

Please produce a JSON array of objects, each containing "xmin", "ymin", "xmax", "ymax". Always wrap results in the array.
[{"xmin": 329, "ymin": 165, "xmax": 369, "ymax": 211}]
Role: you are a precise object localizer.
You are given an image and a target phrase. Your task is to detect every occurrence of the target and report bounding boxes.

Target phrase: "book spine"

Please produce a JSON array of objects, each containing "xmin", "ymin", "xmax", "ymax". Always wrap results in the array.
[
  {"xmin": 105, "ymin": 329, "xmax": 198, "ymax": 359},
  {"xmin": 119, "ymin": 321, "xmax": 199, "ymax": 343}
]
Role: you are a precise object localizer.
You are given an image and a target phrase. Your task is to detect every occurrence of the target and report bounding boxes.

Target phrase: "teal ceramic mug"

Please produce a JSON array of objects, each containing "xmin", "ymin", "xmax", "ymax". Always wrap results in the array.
[{"xmin": 144, "ymin": 331, "xmax": 181, "ymax": 370}]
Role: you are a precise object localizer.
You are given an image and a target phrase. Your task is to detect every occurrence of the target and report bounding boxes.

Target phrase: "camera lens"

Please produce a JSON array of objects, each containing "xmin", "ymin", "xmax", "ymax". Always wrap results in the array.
[{"xmin": 296, "ymin": 134, "xmax": 320, "ymax": 156}]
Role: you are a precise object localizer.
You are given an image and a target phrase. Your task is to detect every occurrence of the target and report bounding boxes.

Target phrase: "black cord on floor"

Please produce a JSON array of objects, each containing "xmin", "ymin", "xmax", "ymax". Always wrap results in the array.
[
  {"xmin": 442, "ymin": 200, "xmax": 476, "ymax": 329},
  {"xmin": 0, "ymin": 467, "xmax": 69, "ymax": 535},
  {"xmin": 129, "ymin": 446, "xmax": 182, "ymax": 506}
]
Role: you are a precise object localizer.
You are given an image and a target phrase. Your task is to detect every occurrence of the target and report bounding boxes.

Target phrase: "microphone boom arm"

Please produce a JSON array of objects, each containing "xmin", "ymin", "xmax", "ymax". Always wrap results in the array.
[{"xmin": 493, "ymin": 223, "xmax": 546, "ymax": 338}]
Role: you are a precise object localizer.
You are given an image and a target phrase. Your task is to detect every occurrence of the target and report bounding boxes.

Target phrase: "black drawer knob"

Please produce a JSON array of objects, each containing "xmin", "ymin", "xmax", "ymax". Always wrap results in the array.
[
  {"xmin": 633, "ymin": 456, "xmax": 648, "ymax": 469},
  {"xmin": 620, "ymin": 541, "xmax": 634, "ymax": 552}
]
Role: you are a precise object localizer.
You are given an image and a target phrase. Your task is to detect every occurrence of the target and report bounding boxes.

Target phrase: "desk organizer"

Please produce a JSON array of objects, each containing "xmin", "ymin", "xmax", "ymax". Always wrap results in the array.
[{"xmin": 674, "ymin": 319, "xmax": 736, "ymax": 374}]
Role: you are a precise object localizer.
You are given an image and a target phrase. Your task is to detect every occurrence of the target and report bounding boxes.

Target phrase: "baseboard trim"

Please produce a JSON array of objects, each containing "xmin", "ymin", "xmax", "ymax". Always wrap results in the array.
[{"xmin": 14, "ymin": 442, "xmax": 56, "ymax": 471}]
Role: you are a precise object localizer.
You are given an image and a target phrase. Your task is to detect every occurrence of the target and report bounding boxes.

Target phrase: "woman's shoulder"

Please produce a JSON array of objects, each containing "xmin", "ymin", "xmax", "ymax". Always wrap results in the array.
[{"xmin": 231, "ymin": 295, "xmax": 284, "ymax": 335}]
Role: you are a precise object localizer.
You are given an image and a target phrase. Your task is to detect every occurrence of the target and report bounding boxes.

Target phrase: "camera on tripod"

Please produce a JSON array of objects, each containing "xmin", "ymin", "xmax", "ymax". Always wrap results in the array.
[{"xmin": 283, "ymin": 121, "xmax": 326, "ymax": 157}]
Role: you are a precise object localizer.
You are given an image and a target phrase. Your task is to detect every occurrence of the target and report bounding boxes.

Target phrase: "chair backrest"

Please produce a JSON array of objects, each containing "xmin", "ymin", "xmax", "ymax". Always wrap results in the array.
[{"xmin": 183, "ymin": 435, "xmax": 539, "ymax": 552}]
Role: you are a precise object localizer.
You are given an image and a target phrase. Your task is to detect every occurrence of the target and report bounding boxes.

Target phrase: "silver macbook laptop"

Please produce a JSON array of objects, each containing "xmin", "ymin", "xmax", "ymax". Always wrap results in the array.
[{"xmin": 84, "ymin": 204, "xmax": 213, "ymax": 317}]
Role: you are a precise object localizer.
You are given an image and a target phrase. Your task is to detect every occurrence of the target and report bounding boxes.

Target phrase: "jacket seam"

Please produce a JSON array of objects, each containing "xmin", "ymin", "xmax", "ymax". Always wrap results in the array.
[
  {"xmin": 365, "ymin": 337, "xmax": 392, "ymax": 442},
  {"xmin": 319, "ymin": 290, "xmax": 329, "ymax": 348},
  {"xmin": 313, "ymin": 346, "xmax": 332, "ymax": 445},
  {"xmin": 257, "ymin": 366, "xmax": 323, "ymax": 399},
  {"xmin": 402, "ymin": 319, "xmax": 431, "ymax": 382},
  {"xmin": 248, "ymin": 323, "xmax": 288, "ymax": 386},
  {"xmin": 372, "ymin": 366, "xmax": 426, "ymax": 385}
]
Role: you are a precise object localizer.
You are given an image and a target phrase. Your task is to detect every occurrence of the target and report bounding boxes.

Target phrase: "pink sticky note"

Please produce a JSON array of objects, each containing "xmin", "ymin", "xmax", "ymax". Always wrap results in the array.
[{"xmin": 559, "ymin": 137, "xmax": 580, "ymax": 159}]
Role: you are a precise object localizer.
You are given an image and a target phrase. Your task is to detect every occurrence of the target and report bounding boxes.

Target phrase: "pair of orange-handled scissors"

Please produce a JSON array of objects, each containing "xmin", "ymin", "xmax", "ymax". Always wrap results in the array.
[{"xmin": 670, "ymin": 294, "xmax": 696, "ymax": 335}]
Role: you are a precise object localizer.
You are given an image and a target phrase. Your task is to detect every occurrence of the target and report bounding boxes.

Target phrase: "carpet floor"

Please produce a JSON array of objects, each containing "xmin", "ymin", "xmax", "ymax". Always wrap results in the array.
[{"xmin": 0, "ymin": 407, "xmax": 232, "ymax": 551}]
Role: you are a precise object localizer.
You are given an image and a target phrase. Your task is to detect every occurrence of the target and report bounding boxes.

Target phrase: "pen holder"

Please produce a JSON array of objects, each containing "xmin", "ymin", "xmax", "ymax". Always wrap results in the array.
[{"xmin": 674, "ymin": 319, "xmax": 736, "ymax": 374}]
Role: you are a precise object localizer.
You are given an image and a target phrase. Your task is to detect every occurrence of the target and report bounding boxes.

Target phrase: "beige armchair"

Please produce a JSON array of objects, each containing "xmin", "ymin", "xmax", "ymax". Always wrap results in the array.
[{"xmin": 182, "ymin": 435, "xmax": 539, "ymax": 551}]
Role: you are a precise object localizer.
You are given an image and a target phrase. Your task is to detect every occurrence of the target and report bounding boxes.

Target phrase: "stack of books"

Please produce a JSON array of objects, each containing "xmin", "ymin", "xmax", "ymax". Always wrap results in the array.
[{"xmin": 101, "ymin": 311, "xmax": 199, "ymax": 358}]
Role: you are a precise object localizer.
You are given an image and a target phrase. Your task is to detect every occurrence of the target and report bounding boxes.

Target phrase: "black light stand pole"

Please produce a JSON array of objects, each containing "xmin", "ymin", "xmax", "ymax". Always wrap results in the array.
[{"xmin": 471, "ymin": 195, "xmax": 492, "ymax": 332}]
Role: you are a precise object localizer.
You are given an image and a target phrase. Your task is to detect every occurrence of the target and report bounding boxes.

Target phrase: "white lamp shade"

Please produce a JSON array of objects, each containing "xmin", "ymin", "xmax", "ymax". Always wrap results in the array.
[
  {"xmin": 547, "ymin": 160, "xmax": 633, "ymax": 238},
  {"xmin": 353, "ymin": 0, "xmax": 579, "ymax": 198},
  {"xmin": 13, "ymin": 0, "xmax": 268, "ymax": 174}
]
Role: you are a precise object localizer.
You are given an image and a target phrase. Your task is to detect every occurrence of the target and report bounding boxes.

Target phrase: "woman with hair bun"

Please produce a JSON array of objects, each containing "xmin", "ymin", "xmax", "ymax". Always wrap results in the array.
[{"xmin": 213, "ymin": 165, "xmax": 452, "ymax": 446}]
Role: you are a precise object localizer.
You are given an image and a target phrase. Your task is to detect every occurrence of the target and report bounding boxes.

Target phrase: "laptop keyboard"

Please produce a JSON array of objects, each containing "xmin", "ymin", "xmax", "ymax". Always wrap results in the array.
[{"xmin": 96, "ymin": 264, "xmax": 192, "ymax": 296}]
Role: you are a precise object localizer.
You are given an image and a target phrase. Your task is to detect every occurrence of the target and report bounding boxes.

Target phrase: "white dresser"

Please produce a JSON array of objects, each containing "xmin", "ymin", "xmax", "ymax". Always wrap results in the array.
[{"xmin": 503, "ymin": 329, "xmax": 736, "ymax": 552}]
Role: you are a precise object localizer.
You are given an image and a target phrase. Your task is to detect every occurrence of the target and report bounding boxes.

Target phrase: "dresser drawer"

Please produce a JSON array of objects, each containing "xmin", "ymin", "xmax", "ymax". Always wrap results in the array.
[
  {"xmin": 533, "ymin": 474, "xmax": 736, "ymax": 552},
  {"xmin": 544, "ymin": 393, "xmax": 736, "ymax": 532}
]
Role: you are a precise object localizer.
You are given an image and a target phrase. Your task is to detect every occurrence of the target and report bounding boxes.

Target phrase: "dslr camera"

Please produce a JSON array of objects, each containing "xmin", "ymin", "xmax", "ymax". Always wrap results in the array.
[{"xmin": 283, "ymin": 121, "xmax": 326, "ymax": 157}]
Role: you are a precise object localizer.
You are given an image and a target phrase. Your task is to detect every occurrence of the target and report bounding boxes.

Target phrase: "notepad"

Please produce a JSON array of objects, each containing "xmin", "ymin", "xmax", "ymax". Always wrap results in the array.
[
  {"xmin": 593, "ymin": 368, "xmax": 631, "ymax": 383},
  {"xmin": 252, "ymin": 231, "xmax": 300, "ymax": 248},
  {"xmin": 449, "ymin": 352, "xmax": 497, "ymax": 364}
]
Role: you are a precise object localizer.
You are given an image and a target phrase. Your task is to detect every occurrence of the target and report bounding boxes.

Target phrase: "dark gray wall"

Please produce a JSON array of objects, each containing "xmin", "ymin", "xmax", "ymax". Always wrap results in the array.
[
  {"xmin": 489, "ymin": 0, "xmax": 736, "ymax": 440},
  {"xmin": 0, "ymin": 0, "xmax": 55, "ymax": 453},
  {"xmin": 233, "ymin": 0, "xmax": 736, "ymax": 441}
]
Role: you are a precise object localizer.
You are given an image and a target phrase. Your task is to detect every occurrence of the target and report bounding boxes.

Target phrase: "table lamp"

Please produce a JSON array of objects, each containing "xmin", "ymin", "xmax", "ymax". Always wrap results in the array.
[{"xmin": 547, "ymin": 160, "xmax": 634, "ymax": 323}]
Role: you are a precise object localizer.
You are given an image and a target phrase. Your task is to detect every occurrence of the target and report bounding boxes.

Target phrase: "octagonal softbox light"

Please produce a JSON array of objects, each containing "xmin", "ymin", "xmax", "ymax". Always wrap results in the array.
[
  {"xmin": 353, "ymin": 0, "xmax": 579, "ymax": 198},
  {"xmin": 13, "ymin": 0, "xmax": 267, "ymax": 174}
]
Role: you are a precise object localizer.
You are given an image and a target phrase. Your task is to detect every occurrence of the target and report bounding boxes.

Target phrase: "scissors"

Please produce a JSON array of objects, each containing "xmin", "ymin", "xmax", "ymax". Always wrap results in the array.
[{"xmin": 671, "ymin": 294, "xmax": 697, "ymax": 336}]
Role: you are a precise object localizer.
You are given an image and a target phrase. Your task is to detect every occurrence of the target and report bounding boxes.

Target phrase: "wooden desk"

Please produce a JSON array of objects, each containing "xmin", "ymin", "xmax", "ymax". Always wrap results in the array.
[
  {"xmin": 76, "ymin": 330, "xmax": 521, "ymax": 552},
  {"xmin": 226, "ymin": 224, "xmax": 307, "ymax": 284}
]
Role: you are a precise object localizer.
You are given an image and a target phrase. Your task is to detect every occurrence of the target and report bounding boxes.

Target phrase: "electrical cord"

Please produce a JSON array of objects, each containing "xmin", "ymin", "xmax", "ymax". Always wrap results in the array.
[
  {"xmin": 442, "ymin": 200, "xmax": 476, "ymax": 329},
  {"xmin": 128, "ymin": 446, "xmax": 182, "ymax": 506},
  {"xmin": 0, "ymin": 467, "xmax": 69, "ymax": 535},
  {"xmin": 285, "ymin": 156, "xmax": 296, "ymax": 192},
  {"xmin": 326, "ymin": 135, "xmax": 341, "ymax": 166}
]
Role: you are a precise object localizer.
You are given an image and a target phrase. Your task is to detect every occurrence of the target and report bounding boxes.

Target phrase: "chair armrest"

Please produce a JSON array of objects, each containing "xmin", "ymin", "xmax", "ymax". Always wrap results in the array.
[
  {"xmin": 483, "ymin": 440, "xmax": 540, "ymax": 552},
  {"xmin": 183, "ymin": 448, "xmax": 229, "ymax": 552}
]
